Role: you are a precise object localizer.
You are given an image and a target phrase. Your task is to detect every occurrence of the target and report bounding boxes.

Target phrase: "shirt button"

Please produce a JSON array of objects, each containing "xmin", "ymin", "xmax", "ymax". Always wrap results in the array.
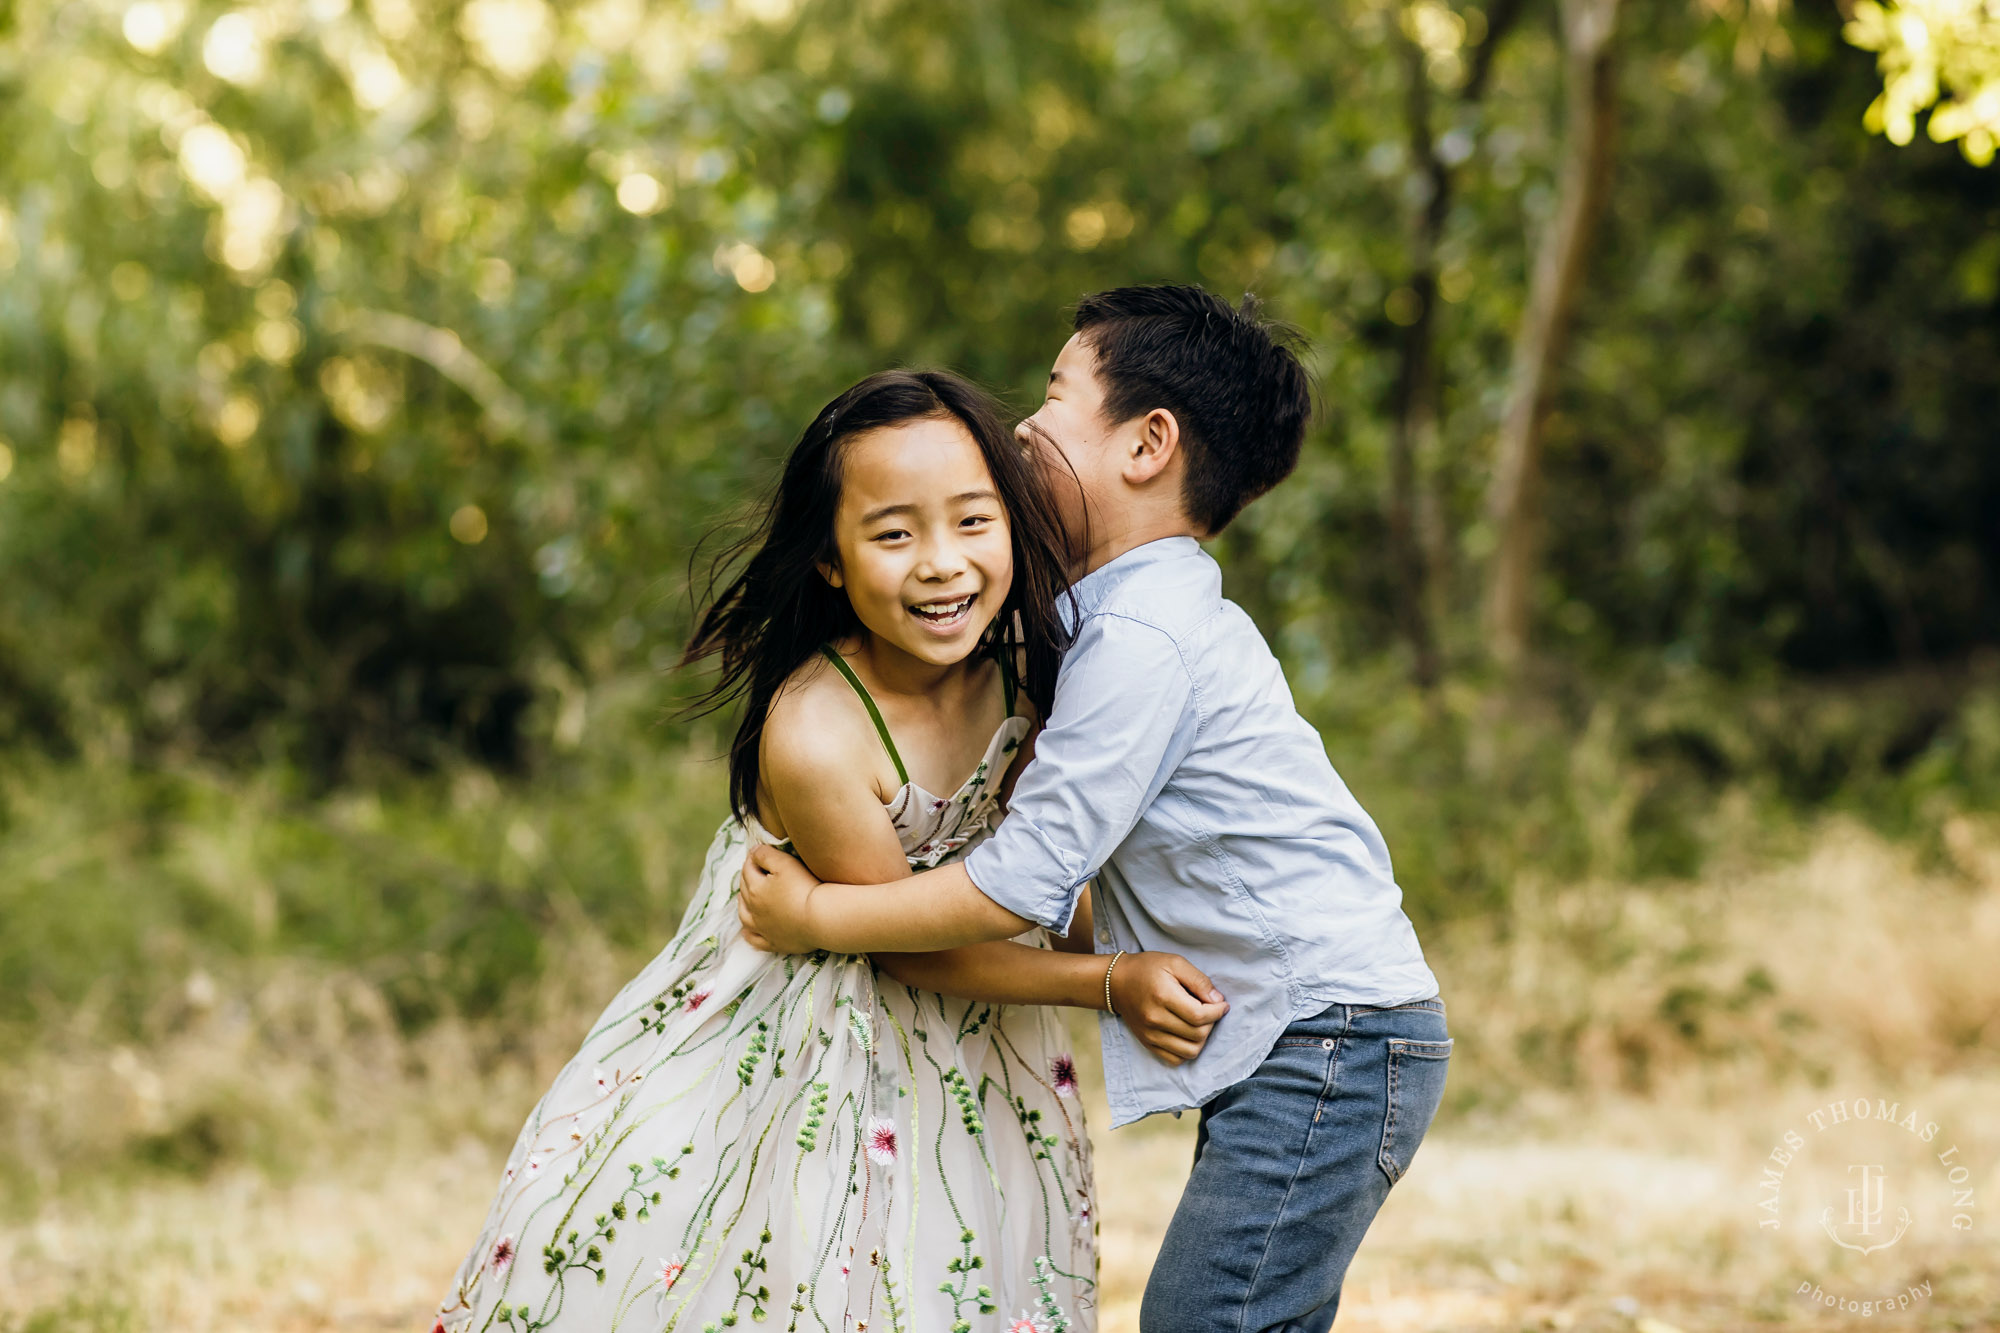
[{"xmin": 1321, "ymin": 1038, "xmax": 1335, "ymax": 1050}]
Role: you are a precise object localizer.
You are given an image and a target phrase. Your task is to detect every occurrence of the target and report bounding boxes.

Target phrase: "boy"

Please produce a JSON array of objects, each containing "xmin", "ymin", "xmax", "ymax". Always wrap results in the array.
[{"xmin": 739, "ymin": 285, "xmax": 1447, "ymax": 1333}]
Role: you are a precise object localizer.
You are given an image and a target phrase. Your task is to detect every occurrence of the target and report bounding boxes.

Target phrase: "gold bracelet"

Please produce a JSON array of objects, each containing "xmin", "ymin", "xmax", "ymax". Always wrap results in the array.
[{"xmin": 1103, "ymin": 950, "xmax": 1127, "ymax": 1018}]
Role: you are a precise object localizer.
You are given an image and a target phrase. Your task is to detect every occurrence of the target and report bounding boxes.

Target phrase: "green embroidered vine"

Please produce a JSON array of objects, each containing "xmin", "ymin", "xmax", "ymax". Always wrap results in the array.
[
  {"xmin": 794, "ymin": 1080, "xmax": 830, "ymax": 1151},
  {"xmin": 736, "ymin": 1019, "xmax": 769, "ymax": 1085},
  {"xmin": 943, "ymin": 1067, "xmax": 984, "ymax": 1137},
  {"xmin": 935, "ymin": 1225, "xmax": 995, "ymax": 1330},
  {"xmin": 699, "ymin": 1224, "xmax": 772, "ymax": 1328},
  {"xmin": 1031, "ymin": 1256, "xmax": 1071, "ymax": 1333}
]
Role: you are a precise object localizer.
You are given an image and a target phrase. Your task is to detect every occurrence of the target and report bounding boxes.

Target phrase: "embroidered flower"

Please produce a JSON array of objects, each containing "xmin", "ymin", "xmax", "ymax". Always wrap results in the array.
[
  {"xmin": 932, "ymin": 798, "xmax": 948, "ymax": 811},
  {"xmin": 1007, "ymin": 1314, "xmax": 1047, "ymax": 1333},
  {"xmin": 864, "ymin": 1117, "xmax": 898, "ymax": 1166},
  {"xmin": 1050, "ymin": 1053, "xmax": 1078, "ymax": 1098},
  {"xmin": 523, "ymin": 1153, "xmax": 543, "ymax": 1177},
  {"xmin": 658, "ymin": 1253, "xmax": 684, "ymax": 1288},
  {"xmin": 684, "ymin": 987, "xmax": 712, "ymax": 1013},
  {"xmin": 489, "ymin": 1234, "xmax": 516, "ymax": 1272},
  {"xmin": 593, "ymin": 1067, "xmax": 611, "ymax": 1093}
]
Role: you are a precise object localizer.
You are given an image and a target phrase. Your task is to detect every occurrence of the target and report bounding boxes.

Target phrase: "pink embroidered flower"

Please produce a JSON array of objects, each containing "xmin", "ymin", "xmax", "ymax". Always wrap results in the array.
[
  {"xmin": 1050, "ymin": 1053, "xmax": 1078, "ymax": 1098},
  {"xmin": 593, "ymin": 1067, "xmax": 611, "ymax": 1093},
  {"xmin": 432, "ymin": 1321, "xmax": 449, "ymax": 1333},
  {"xmin": 1008, "ymin": 1314, "xmax": 1047, "ymax": 1333},
  {"xmin": 524, "ymin": 1153, "xmax": 543, "ymax": 1176},
  {"xmin": 489, "ymin": 1234, "xmax": 516, "ymax": 1272},
  {"xmin": 685, "ymin": 987, "xmax": 711, "ymax": 1013},
  {"xmin": 658, "ymin": 1252, "xmax": 684, "ymax": 1288},
  {"xmin": 932, "ymin": 798, "xmax": 948, "ymax": 811},
  {"xmin": 864, "ymin": 1117, "xmax": 898, "ymax": 1166}
]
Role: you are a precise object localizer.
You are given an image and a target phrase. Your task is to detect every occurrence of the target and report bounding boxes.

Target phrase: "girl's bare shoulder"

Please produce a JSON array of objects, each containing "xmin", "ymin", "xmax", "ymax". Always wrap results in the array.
[{"xmin": 760, "ymin": 653, "xmax": 880, "ymax": 785}]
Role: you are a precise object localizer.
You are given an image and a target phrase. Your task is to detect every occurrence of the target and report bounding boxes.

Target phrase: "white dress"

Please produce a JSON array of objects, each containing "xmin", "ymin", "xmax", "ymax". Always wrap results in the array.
[{"xmin": 434, "ymin": 673, "xmax": 1096, "ymax": 1333}]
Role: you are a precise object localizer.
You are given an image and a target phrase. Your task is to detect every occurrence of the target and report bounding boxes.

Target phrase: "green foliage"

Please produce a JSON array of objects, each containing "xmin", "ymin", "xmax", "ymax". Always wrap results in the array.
[
  {"xmin": 0, "ymin": 1297, "xmax": 138, "ymax": 1333},
  {"xmin": 1847, "ymin": 0, "xmax": 2000, "ymax": 164},
  {"xmin": 2, "ymin": 0, "xmax": 1996, "ymax": 779},
  {"xmin": 0, "ymin": 694, "xmax": 729, "ymax": 1045},
  {"xmin": 0, "ymin": 0, "xmax": 1997, "ymax": 1074}
]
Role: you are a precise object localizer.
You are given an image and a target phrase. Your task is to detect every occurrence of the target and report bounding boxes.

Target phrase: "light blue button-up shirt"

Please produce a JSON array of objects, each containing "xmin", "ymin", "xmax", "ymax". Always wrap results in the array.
[{"xmin": 964, "ymin": 537, "xmax": 1438, "ymax": 1126}]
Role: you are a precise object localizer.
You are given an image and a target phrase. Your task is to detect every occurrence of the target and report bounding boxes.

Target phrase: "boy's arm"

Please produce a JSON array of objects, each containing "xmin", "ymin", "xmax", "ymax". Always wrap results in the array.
[
  {"xmin": 1046, "ymin": 883, "xmax": 1095, "ymax": 954},
  {"xmin": 740, "ymin": 614, "xmax": 1196, "ymax": 952},
  {"xmin": 738, "ymin": 856, "xmax": 1026, "ymax": 953}
]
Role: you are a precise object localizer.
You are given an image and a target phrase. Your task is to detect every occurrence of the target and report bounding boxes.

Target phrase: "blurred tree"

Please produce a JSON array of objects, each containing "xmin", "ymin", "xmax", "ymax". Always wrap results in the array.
[
  {"xmin": 1381, "ymin": 0, "xmax": 1536, "ymax": 688},
  {"xmin": 1484, "ymin": 0, "xmax": 1621, "ymax": 667},
  {"xmin": 0, "ymin": 0, "xmax": 1994, "ymax": 785}
]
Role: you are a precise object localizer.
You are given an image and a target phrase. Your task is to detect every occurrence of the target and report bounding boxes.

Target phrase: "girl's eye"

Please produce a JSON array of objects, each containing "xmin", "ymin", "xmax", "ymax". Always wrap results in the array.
[{"xmin": 960, "ymin": 515, "xmax": 995, "ymax": 529}]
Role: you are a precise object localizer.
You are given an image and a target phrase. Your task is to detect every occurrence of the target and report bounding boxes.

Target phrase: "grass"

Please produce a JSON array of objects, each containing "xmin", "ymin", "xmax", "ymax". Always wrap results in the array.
[
  {"xmin": 8, "ymin": 1068, "xmax": 1996, "ymax": 1332},
  {"xmin": 5, "ymin": 820, "xmax": 1999, "ymax": 1330},
  {"xmin": 5, "ymin": 667, "xmax": 2000, "ymax": 1326}
]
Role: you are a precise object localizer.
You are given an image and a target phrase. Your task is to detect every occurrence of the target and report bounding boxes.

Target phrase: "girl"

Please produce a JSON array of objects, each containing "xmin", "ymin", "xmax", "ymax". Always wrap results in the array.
[{"xmin": 433, "ymin": 370, "xmax": 1208, "ymax": 1333}]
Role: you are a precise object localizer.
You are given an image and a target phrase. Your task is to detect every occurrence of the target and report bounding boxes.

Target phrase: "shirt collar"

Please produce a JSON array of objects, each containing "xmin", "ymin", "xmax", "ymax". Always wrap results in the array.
[{"xmin": 1069, "ymin": 536, "xmax": 1204, "ymax": 613}]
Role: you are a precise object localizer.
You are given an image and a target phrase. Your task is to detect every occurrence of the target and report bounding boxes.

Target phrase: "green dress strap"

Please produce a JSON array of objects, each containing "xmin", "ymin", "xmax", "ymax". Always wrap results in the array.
[
  {"xmin": 818, "ymin": 645, "xmax": 910, "ymax": 787},
  {"xmin": 995, "ymin": 639, "xmax": 1019, "ymax": 718}
]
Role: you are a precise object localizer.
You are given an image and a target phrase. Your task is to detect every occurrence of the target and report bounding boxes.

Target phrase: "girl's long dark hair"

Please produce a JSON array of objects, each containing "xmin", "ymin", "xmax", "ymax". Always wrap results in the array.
[{"xmin": 682, "ymin": 369, "xmax": 1075, "ymax": 821}]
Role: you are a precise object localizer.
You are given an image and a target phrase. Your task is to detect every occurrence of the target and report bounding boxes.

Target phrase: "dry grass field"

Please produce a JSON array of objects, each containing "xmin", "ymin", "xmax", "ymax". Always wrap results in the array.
[{"xmin": 6, "ymin": 821, "xmax": 1999, "ymax": 1332}]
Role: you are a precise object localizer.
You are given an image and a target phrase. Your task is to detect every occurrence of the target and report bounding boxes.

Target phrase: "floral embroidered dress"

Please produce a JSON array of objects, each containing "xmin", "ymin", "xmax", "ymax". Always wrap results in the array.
[{"xmin": 435, "ymin": 648, "xmax": 1096, "ymax": 1333}]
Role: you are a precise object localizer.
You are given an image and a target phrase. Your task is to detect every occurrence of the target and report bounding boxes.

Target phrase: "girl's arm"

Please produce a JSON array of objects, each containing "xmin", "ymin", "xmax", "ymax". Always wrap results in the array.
[
  {"xmin": 871, "ymin": 939, "xmax": 1220, "ymax": 1067},
  {"xmin": 872, "ymin": 944, "xmax": 1099, "ymax": 1009}
]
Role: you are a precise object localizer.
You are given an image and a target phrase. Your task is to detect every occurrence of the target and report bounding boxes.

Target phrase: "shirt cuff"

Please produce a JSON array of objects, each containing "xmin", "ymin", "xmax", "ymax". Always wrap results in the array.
[{"xmin": 963, "ymin": 820, "xmax": 1089, "ymax": 934}]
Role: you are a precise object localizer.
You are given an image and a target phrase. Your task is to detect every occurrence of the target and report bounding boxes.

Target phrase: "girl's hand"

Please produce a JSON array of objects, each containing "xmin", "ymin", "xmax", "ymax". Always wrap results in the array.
[
  {"xmin": 1108, "ymin": 952, "xmax": 1229, "ymax": 1067},
  {"xmin": 739, "ymin": 844, "xmax": 824, "ymax": 953}
]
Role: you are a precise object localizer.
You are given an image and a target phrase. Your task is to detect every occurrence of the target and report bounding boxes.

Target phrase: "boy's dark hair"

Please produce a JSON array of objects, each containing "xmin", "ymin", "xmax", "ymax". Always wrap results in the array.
[{"xmin": 1072, "ymin": 284, "xmax": 1311, "ymax": 533}]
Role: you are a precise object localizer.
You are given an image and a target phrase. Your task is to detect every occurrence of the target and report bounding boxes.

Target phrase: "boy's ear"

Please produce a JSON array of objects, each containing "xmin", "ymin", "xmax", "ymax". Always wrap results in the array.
[
  {"xmin": 817, "ymin": 560, "xmax": 844, "ymax": 589},
  {"xmin": 1123, "ymin": 407, "xmax": 1181, "ymax": 485}
]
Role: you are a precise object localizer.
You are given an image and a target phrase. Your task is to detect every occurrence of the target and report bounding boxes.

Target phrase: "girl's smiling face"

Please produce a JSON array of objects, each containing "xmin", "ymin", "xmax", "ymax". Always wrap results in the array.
[{"xmin": 823, "ymin": 415, "xmax": 1013, "ymax": 668}]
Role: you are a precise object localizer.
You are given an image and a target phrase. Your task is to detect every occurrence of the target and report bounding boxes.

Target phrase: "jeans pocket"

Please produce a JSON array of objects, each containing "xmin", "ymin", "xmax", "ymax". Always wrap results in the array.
[{"xmin": 1377, "ymin": 1037, "xmax": 1452, "ymax": 1185}]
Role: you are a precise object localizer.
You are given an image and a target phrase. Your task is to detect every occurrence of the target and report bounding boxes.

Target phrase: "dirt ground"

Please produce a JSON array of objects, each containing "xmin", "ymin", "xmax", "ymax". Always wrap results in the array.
[
  {"xmin": 7, "ymin": 1070, "xmax": 1995, "ymax": 1332},
  {"xmin": 9, "ymin": 828, "xmax": 1999, "ymax": 1330}
]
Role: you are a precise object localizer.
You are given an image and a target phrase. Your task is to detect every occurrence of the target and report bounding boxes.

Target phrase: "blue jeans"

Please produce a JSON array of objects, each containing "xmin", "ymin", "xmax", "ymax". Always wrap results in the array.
[{"xmin": 1139, "ymin": 998, "xmax": 1452, "ymax": 1333}]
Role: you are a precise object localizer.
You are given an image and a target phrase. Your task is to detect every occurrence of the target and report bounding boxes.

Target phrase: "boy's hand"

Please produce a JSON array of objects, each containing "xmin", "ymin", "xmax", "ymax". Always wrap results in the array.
[
  {"xmin": 738, "ymin": 844, "xmax": 823, "ymax": 953},
  {"xmin": 1108, "ymin": 952, "xmax": 1229, "ymax": 1067}
]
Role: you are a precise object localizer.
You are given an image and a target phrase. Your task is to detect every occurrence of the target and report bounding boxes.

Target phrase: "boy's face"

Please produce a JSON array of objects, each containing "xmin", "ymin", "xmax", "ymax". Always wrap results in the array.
[{"xmin": 1015, "ymin": 333, "xmax": 1125, "ymax": 559}]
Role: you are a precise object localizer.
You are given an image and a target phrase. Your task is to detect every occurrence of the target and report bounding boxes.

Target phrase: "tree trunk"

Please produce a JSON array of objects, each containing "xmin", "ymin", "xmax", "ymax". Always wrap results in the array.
[
  {"xmin": 1387, "ymin": 30, "xmax": 1447, "ymax": 691},
  {"xmin": 1386, "ymin": 0, "xmax": 1530, "ymax": 690},
  {"xmin": 1483, "ymin": 0, "xmax": 1621, "ymax": 668}
]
